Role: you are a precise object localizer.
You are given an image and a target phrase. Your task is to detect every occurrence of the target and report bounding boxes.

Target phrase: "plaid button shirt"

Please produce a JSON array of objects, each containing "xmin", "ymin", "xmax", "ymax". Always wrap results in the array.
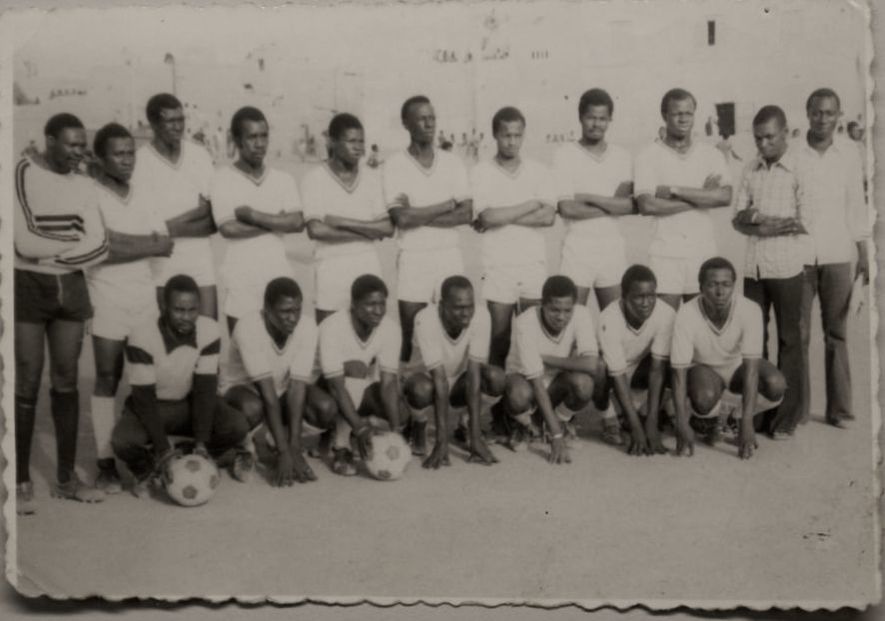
[{"xmin": 734, "ymin": 149, "xmax": 813, "ymax": 279}]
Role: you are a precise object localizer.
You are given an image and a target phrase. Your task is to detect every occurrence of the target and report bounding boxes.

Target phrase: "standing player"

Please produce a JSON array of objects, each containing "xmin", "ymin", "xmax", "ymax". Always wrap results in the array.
[
  {"xmin": 87, "ymin": 123, "xmax": 174, "ymax": 493},
  {"xmin": 670, "ymin": 258, "xmax": 786, "ymax": 459},
  {"xmin": 318, "ymin": 275, "xmax": 407, "ymax": 476},
  {"xmin": 133, "ymin": 93, "xmax": 217, "ymax": 318},
  {"xmin": 405, "ymin": 276, "xmax": 505, "ymax": 468},
  {"xmin": 635, "ymin": 88, "xmax": 733, "ymax": 309},
  {"xmin": 222, "ymin": 277, "xmax": 339, "ymax": 486},
  {"xmin": 732, "ymin": 105, "xmax": 810, "ymax": 437},
  {"xmin": 383, "ymin": 95, "xmax": 473, "ymax": 362},
  {"xmin": 14, "ymin": 113, "xmax": 109, "ymax": 514},
  {"xmin": 111, "ymin": 276, "xmax": 249, "ymax": 494},
  {"xmin": 302, "ymin": 113, "xmax": 393, "ymax": 323},
  {"xmin": 797, "ymin": 88, "xmax": 871, "ymax": 428},
  {"xmin": 472, "ymin": 106, "xmax": 557, "ymax": 367},
  {"xmin": 555, "ymin": 88, "xmax": 634, "ymax": 310},
  {"xmin": 597, "ymin": 265, "xmax": 675, "ymax": 456},
  {"xmin": 500, "ymin": 276, "xmax": 607, "ymax": 464},
  {"xmin": 211, "ymin": 106, "xmax": 304, "ymax": 333}
]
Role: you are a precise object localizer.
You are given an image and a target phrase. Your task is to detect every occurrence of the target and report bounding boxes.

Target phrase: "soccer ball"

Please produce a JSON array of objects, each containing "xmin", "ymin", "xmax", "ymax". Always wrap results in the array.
[
  {"xmin": 164, "ymin": 454, "xmax": 220, "ymax": 506},
  {"xmin": 364, "ymin": 432, "xmax": 411, "ymax": 481}
]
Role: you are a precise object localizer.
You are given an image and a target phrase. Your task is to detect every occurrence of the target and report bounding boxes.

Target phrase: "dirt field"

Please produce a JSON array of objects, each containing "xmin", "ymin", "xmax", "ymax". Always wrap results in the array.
[{"xmin": 7, "ymin": 185, "xmax": 880, "ymax": 608}]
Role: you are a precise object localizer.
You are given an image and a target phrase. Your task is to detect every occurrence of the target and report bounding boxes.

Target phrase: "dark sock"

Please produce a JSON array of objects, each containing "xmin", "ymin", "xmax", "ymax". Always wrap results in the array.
[
  {"xmin": 97, "ymin": 457, "xmax": 117, "ymax": 472},
  {"xmin": 15, "ymin": 395, "xmax": 37, "ymax": 485},
  {"xmin": 50, "ymin": 390, "xmax": 79, "ymax": 484}
]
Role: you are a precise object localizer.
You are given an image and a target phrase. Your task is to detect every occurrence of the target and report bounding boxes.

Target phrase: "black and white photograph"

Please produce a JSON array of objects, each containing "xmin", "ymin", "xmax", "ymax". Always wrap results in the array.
[{"xmin": 1, "ymin": 0, "xmax": 880, "ymax": 613}]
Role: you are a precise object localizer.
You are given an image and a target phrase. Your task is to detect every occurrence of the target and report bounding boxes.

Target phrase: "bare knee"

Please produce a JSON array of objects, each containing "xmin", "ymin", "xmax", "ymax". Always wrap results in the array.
[
  {"xmin": 94, "ymin": 371, "xmax": 121, "ymax": 397},
  {"xmin": 689, "ymin": 383, "xmax": 721, "ymax": 415},
  {"xmin": 566, "ymin": 372, "xmax": 595, "ymax": 405},
  {"xmin": 760, "ymin": 371, "xmax": 787, "ymax": 402},
  {"xmin": 504, "ymin": 375, "xmax": 534, "ymax": 413},
  {"xmin": 481, "ymin": 365, "xmax": 506, "ymax": 397},
  {"xmin": 404, "ymin": 374, "xmax": 434, "ymax": 410},
  {"xmin": 308, "ymin": 389, "xmax": 339, "ymax": 429}
]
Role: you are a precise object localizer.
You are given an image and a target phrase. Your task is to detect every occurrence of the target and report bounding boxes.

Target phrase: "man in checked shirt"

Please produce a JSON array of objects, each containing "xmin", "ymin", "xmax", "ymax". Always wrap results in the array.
[{"xmin": 732, "ymin": 105, "xmax": 812, "ymax": 438}]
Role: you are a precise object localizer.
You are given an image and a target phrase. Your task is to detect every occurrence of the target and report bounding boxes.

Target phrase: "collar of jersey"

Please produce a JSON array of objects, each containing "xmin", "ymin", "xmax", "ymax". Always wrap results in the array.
[
  {"xmin": 148, "ymin": 141, "xmax": 184, "ymax": 171},
  {"xmin": 323, "ymin": 161, "xmax": 361, "ymax": 194},
  {"xmin": 95, "ymin": 178, "xmax": 132, "ymax": 204},
  {"xmin": 405, "ymin": 148, "xmax": 437, "ymax": 176},
  {"xmin": 232, "ymin": 163, "xmax": 269, "ymax": 186},
  {"xmin": 493, "ymin": 157, "xmax": 523, "ymax": 179},
  {"xmin": 697, "ymin": 297, "xmax": 735, "ymax": 336},
  {"xmin": 537, "ymin": 307, "xmax": 568, "ymax": 344},
  {"xmin": 437, "ymin": 306, "xmax": 468, "ymax": 345},
  {"xmin": 575, "ymin": 141, "xmax": 609, "ymax": 163},
  {"xmin": 261, "ymin": 311, "xmax": 292, "ymax": 354},
  {"xmin": 620, "ymin": 300, "xmax": 649, "ymax": 336},
  {"xmin": 349, "ymin": 313, "xmax": 377, "ymax": 349},
  {"xmin": 158, "ymin": 316, "xmax": 197, "ymax": 353},
  {"xmin": 656, "ymin": 137, "xmax": 697, "ymax": 160}
]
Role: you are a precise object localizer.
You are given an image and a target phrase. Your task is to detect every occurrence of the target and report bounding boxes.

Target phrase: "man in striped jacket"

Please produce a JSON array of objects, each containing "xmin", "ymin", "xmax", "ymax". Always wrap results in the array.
[{"xmin": 14, "ymin": 113, "xmax": 110, "ymax": 514}]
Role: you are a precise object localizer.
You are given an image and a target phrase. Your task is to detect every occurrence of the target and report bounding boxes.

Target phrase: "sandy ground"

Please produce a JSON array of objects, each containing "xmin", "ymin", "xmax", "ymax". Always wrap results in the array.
[{"xmin": 7, "ymin": 177, "xmax": 880, "ymax": 608}]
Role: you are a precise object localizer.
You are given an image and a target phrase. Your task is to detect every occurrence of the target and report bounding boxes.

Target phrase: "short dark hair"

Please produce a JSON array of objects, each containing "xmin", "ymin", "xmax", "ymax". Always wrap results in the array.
[
  {"xmin": 44, "ymin": 113, "xmax": 84, "ymax": 139},
  {"xmin": 440, "ymin": 275, "xmax": 473, "ymax": 302},
  {"xmin": 351, "ymin": 274, "xmax": 388, "ymax": 303},
  {"xmin": 660, "ymin": 88, "xmax": 697, "ymax": 117},
  {"xmin": 621, "ymin": 264, "xmax": 657, "ymax": 297},
  {"xmin": 752, "ymin": 105, "xmax": 787, "ymax": 130},
  {"xmin": 578, "ymin": 88, "xmax": 614, "ymax": 117},
  {"xmin": 163, "ymin": 274, "xmax": 200, "ymax": 307},
  {"xmin": 491, "ymin": 106, "xmax": 526, "ymax": 136},
  {"xmin": 806, "ymin": 87, "xmax": 841, "ymax": 113},
  {"xmin": 264, "ymin": 277, "xmax": 302, "ymax": 309},
  {"xmin": 230, "ymin": 106, "xmax": 267, "ymax": 141},
  {"xmin": 328, "ymin": 113, "xmax": 363, "ymax": 141},
  {"xmin": 847, "ymin": 121, "xmax": 860, "ymax": 132},
  {"xmin": 542, "ymin": 275, "xmax": 578, "ymax": 304},
  {"xmin": 698, "ymin": 257, "xmax": 736, "ymax": 286},
  {"xmin": 145, "ymin": 93, "xmax": 183, "ymax": 125},
  {"xmin": 400, "ymin": 95, "xmax": 431, "ymax": 123},
  {"xmin": 93, "ymin": 123, "xmax": 133, "ymax": 158}
]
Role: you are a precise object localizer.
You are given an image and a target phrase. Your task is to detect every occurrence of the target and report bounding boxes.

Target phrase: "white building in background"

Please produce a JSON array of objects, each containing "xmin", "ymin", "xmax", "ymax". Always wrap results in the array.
[{"xmin": 13, "ymin": 1, "xmax": 869, "ymax": 163}]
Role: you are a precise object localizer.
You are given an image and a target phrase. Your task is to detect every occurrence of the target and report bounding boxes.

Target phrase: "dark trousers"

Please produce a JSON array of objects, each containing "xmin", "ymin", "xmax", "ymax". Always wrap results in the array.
[
  {"xmin": 111, "ymin": 397, "xmax": 249, "ymax": 479},
  {"xmin": 743, "ymin": 273, "xmax": 804, "ymax": 433},
  {"xmin": 799, "ymin": 263, "xmax": 853, "ymax": 423}
]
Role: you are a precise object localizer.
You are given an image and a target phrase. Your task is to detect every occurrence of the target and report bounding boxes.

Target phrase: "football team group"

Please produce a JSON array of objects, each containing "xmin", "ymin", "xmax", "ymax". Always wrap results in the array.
[{"xmin": 13, "ymin": 84, "xmax": 870, "ymax": 514}]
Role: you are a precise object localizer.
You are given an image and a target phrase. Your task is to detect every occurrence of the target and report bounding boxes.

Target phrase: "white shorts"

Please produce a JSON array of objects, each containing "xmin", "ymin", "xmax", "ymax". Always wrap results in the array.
[
  {"xmin": 560, "ymin": 242, "xmax": 627, "ymax": 290},
  {"xmin": 397, "ymin": 247, "xmax": 464, "ymax": 304},
  {"xmin": 223, "ymin": 270, "xmax": 292, "ymax": 320},
  {"xmin": 90, "ymin": 297, "xmax": 159, "ymax": 341},
  {"xmin": 482, "ymin": 261, "xmax": 546, "ymax": 304},
  {"xmin": 315, "ymin": 250, "xmax": 383, "ymax": 313},
  {"xmin": 649, "ymin": 254, "xmax": 707, "ymax": 296},
  {"xmin": 151, "ymin": 239, "xmax": 216, "ymax": 288}
]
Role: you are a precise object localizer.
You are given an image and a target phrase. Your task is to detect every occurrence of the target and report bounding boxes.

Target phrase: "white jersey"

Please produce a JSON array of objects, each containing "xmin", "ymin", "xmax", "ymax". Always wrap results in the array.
[
  {"xmin": 318, "ymin": 309, "xmax": 401, "ymax": 382},
  {"xmin": 220, "ymin": 310, "xmax": 318, "ymax": 397},
  {"xmin": 598, "ymin": 300, "xmax": 675, "ymax": 376},
  {"xmin": 210, "ymin": 165, "xmax": 300, "ymax": 283},
  {"xmin": 301, "ymin": 163, "xmax": 387, "ymax": 260},
  {"xmin": 382, "ymin": 149, "xmax": 470, "ymax": 252},
  {"xmin": 87, "ymin": 183, "xmax": 165, "ymax": 311},
  {"xmin": 553, "ymin": 141, "xmax": 632, "ymax": 248},
  {"xmin": 412, "ymin": 304, "xmax": 491, "ymax": 382},
  {"xmin": 634, "ymin": 139, "xmax": 731, "ymax": 258},
  {"xmin": 132, "ymin": 140, "xmax": 215, "ymax": 274},
  {"xmin": 670, "ymin": 296, "xmax": 763, "ymax": 373},
  {"xmin": 506, "ymin": 305, "xmax": 598, "ymax": 383},
  {"xmin": 472, "ymin": 157, "xmax": 556, "ymax": 267}
]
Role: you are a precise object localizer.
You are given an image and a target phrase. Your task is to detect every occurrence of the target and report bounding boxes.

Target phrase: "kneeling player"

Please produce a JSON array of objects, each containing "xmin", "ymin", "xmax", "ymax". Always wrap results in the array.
[
  {"xmin": 500, "ymin": 276, "xmax": 605, "ymax": 465},
  {"xmin": 597, "ymin": 265, "xmax": 675, "ymax": 456},
  {"xmin": 222, "ymin": 277, "xmax": 338, "ymax": 486},
  {"xmin": 671, "ymin": 257, "xmax": 787, "ymax": 459},
  {"xmin": 111, "ymin": 276, "xmax": 250, "ymax": 494},
  {"xmin": 319, "ymin": 275, "xmax": 409, "ymax": 476},
  {"xmin": 405, "ymin": 275, "xmax": 505, "ymax": 468}
]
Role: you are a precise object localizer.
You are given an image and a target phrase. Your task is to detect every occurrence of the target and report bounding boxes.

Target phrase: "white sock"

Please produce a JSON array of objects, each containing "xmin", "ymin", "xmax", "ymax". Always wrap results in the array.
[
  {"xmin": 513, "ymin": 410, "xmax": 534, "ymax": 427},
  {"xmin": 333, "ymin": 417, "xmax": 353, "ymax": 450},
  {"xmin": 410, "ymin": 405, "xmax": 431, "ymax": 425},
  {"xmin": 601, "ymin": 403, "xmax": 618, "ymax": 424},
  {"xmin": 555, "ymin": 402, "xmax": 581, "ymax": 424},
  {"xmin": 90, "ymin": 395, "xmax": 116, "ymax": 461},
  {"xmin": 481, "ymin": 392, "xmax": 502, "ymax": 410}
]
